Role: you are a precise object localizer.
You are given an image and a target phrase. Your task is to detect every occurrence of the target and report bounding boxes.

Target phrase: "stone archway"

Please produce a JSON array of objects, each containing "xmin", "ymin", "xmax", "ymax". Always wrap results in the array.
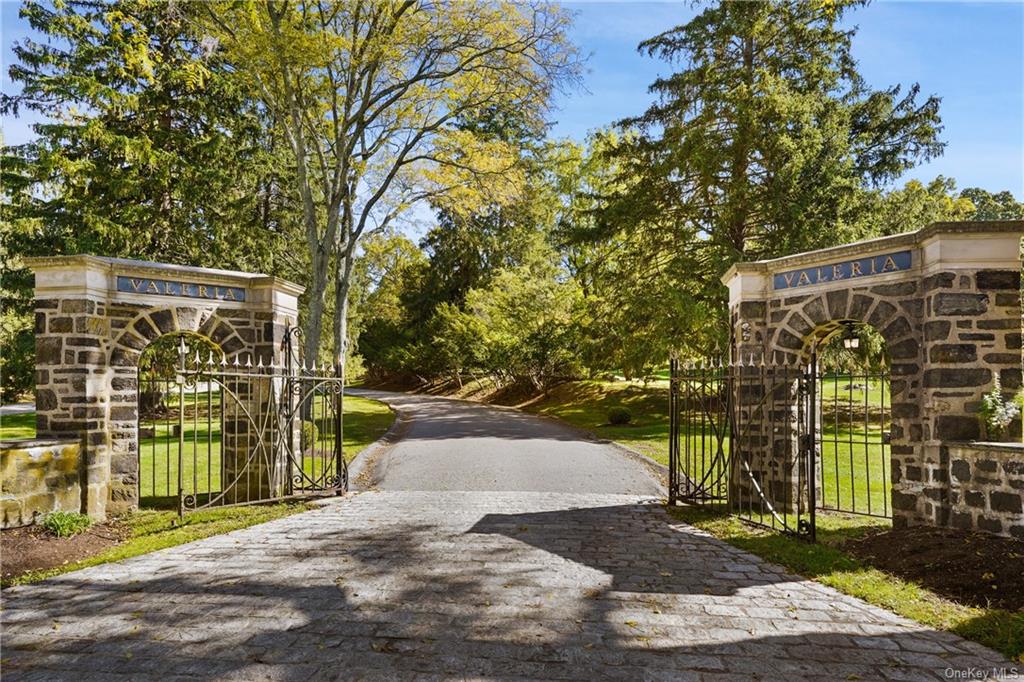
[
  {"xmin": 724, "ymin": 221, "xmax": 1023, "ymax": 531},
  {"xmin": 27, "ymin": 256, "xmax": 304, "ymax": 519}
]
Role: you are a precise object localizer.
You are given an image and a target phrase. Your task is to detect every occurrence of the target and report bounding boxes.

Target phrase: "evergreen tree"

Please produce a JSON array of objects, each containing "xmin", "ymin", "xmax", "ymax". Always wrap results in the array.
[
  {"xmin": 1, "ymin": 0, "xmax": 295, "ymax": 399},
  {"xmin": 577, "ymin": 0, "xmax": 945, "ymax": 356}
]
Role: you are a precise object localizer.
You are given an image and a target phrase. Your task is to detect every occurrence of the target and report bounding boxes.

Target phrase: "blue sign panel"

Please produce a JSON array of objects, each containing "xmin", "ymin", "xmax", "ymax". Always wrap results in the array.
[
  {"xmin": 116, "ymin": 276, "xmax": 246, "ymax": 302},
  {"xmin": 773, "ymin": 250, "xmax": 912, "ymax": 291}
]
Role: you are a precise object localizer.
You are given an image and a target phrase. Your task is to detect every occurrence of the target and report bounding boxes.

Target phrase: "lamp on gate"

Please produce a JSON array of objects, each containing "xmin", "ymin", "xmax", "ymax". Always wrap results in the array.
[{"xmin": 842, "ymin": 323, "xmax": 860, "ymax": 350}]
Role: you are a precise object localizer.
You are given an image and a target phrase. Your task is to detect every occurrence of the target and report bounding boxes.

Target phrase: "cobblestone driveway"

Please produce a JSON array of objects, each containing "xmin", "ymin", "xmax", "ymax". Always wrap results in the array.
[{"xmin": 2, "ymin": 490, "xmax": 1010, "ymax": 681}]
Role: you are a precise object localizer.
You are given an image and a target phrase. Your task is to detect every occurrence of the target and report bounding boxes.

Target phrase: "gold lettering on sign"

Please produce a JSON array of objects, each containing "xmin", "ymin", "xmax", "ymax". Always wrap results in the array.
[
  {"xmin": 164, "ymin": 281, "xmax": 175, "ymax": 295},
  {"xmin": 146, "ymin": 280, "xmax": 160, "ymax": 294},
  {"xmin": 198, "ymin": 285, "xmax": 209, "ymax": 298},
  {"xmin": 223, "ymin": 288, "xmax": 237, "ymax": 301},
  {"xmin": 797, "ymin": 271, "xmax": 812, "ymax": 286},
  {"xmin": 783, "ymin": 273, "xmax": 796, "ymax": 287},
  {"xmin": 851, "ymin": 262, "xmax": 863, "ymax": 277},
  {"xmin": 182, "ymin": 283, "xmax": 195, "ymax": 297},
  {"xmin": 881, "ymin": 255, "xmax": 899, "ymax": 272},
  {"xmin": 870, "ymin": 258, "xmax": 878, "ymax": 275},
  {"xmin": 832, "ymin": 264, "xmax": 844, "ymax": 280},
  {"xmin": 130, "ymin": 278, "xmax": 144, "ymax": 291}
]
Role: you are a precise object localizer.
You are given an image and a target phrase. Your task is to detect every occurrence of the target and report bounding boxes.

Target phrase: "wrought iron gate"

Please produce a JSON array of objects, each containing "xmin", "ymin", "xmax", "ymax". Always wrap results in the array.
[
  {"xmin": 669, "ymin": 356, "xmax": 891, "ymax": 540},
  {"xmin": 137, "ymin": 330, "xmax": 346, "ymax": 515}
]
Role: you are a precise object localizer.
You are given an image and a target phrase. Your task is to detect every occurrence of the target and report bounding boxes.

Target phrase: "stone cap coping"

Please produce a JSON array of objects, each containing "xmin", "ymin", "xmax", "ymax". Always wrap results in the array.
[
  {"xmin": 25, "ymin": 255, "xmax": 305, "ymax": 297},
  {"xmin": 0, "ymin": 438, "xmax": 80, "ymax": 451},
  {"xmin": 947, "ymin": 441, "xmax": 1024, "ymax": 452},
  {"xmin": 721, "ymin": 220, "xmax": 1024, "ymax": 285}
]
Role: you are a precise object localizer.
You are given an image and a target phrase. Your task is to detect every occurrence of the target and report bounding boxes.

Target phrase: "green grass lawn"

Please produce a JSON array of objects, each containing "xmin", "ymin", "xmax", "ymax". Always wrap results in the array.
[
  {"xmin": 669, "ymin": 505, "xmax": 1024, "ymax": 662},
  {"xmin": 137, "ymin": 393, "xmax": 393, "ymax": 503},
  {"xmin": 2, "ymin": 394, "xmax": 394, "ymax": 505},
  {"xmin": 0, "ymin": 413, "xmax": 36, "ymax": 440},
  {"xmin": 529, "ymin": 378, "xmax": 892, "ymax": 516},
  {"xmin": 2, "ymin": 502, "xmax": 312, "ymax": 587}
]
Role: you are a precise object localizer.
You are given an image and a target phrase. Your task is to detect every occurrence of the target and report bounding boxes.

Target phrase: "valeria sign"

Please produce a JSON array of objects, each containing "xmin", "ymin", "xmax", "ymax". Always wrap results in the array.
[
  {"xmin": 773, "ymin": 250, "xmax": 911, "ymax": 290},
  {"xmin": 116, "ymin": 276, "xmax": 246, "ymax": 302}
]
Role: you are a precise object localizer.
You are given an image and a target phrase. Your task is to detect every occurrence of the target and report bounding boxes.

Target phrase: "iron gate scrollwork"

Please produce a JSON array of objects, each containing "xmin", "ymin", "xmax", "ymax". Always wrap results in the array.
[
  {"xmin": 669, "ymin": 356, "xmax": 891, "ymax": 541},
  {"xmin": 137, "ymin": 328, "xmax": 346, "ymax": 516}
]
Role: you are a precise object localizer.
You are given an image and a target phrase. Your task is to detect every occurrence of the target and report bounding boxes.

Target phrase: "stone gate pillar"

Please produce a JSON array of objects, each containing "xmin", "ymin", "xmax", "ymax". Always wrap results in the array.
[
  {"xmin": 27, "ymin": 256, "xmax": 304, "ymax": 519},
  {"xmin": 723, "ymin": 221, "xmax": 1023, "ymax": 532}
]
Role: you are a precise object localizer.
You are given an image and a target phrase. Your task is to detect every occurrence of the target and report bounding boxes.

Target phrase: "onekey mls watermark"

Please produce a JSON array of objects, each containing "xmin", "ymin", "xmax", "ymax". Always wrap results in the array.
[{"xmin": 944, "ymin": 667, "xmax": 1021, "ymax": 680}]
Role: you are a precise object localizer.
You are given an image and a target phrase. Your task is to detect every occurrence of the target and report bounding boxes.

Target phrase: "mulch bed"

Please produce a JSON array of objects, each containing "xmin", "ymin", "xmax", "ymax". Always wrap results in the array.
[
  {"xmin": 845, "ymin": 526, "xmax": 1024, "ymax": 611},
  {"xmin": 1, "ymin": 521, "xmax": 129, "ymax": 583}
]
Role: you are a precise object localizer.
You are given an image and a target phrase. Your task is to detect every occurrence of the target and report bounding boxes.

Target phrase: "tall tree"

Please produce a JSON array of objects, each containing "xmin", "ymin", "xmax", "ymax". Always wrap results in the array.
[
  {"xmin": 578, "ymin": 0, "xmax": 944, "ymax": 355},
  {"xmin": 207, "ymin": 0, "xmax": 579, "ymax": 372},
  {"xmin": 959, "ymin": 188, "xmax": 1024, "ymax": 221},
  {"xmin": 1, "ymin": 0, "xmax": 292, "ymax": 399}
]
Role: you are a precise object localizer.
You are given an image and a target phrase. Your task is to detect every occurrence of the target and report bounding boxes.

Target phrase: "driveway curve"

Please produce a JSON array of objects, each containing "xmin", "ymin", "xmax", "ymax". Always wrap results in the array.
[{"xmin": 348, "ymin": 389, "xmax": 664, "ymax": 496}]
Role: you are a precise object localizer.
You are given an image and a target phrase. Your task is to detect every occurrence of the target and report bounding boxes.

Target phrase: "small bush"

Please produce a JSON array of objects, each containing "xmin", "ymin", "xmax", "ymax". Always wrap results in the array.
[
  {"xmin": 607, "ymin": 407, "xmax": 632, "ymax": 425},
  {"xmin": 42, "ymin": 511, "xmax": 92, "ymax": 538},
  {"xmin": 300, "ymin": 421, "xmax": 319, "ymax": 451}
]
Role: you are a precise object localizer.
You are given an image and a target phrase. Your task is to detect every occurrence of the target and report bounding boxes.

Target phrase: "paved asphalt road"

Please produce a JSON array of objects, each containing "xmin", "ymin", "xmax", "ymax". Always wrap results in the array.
[{"xmin": 347, "ymin": 389, "xmax": 664, "ymax": 496}]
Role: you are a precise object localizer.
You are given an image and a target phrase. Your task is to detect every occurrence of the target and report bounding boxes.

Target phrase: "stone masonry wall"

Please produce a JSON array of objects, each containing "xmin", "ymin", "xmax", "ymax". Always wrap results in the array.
[
  {"xmin": 947, "ymin": 442, "xmax": 1024, "ymax": 539},
  {"xmin": 1, "ymin": 440, "xmax": 82, "ymax": 528},
  {"xmin": 34, "ymin": 300, "xmax": 294, "ymax": 518},
  {"xmin": 726, "ymin": 222, "xmax": 1024, "ymax": 533}
]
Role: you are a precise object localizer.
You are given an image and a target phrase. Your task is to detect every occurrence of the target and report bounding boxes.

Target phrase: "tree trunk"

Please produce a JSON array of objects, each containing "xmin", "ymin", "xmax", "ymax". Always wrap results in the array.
[
  {"xmin": 333, "ymin": 249, "xmax": 356, "ymax": 379},
  {"xmin": 303, "ymin": 246, "xmax": 331, "ymax": 368}
]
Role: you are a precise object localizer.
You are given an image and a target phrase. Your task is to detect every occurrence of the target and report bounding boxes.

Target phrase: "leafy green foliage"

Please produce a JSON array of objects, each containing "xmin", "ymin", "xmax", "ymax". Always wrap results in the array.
[
  {"xmin": 300, "ymin": 421, "xmax": 319, "ymax": 452},
  {"xmin": 563, "ymin": 0, "xmax": 945, "ymax": 357},
  {"xmin": 607, "ymin": 407, "xmax": 632, "ymax": 425},
  {"xmin": 42, "ymin": 511, "xmax": 92, "ymax": 538},
  {"xmin": 978, "ymin": 375, "xmax": 1020, "ymax": 440},
  {"xmin": 2, "ymin": 0, "xmax": 297, "ymax": 396}
]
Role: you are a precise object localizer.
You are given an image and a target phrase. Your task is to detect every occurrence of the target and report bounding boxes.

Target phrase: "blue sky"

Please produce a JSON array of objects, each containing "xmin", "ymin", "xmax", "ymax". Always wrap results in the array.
[
  {"xmin": 552, "ymin": 1, "xmax": 1024, "ymax": 197},
  {"xmin": 3, "ymin": 1, "xmax": 1022, "ymax": 196}
]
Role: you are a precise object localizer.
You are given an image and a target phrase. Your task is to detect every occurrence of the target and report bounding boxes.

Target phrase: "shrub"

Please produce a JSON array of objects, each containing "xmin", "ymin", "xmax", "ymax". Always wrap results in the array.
[
  {"xmin": 608, "ymin": 407, "xmax": 632, "ymax": 425},
  {"xmin": 978, "ymin": 376, "xmax": 1020, "ymax": 440},
  {"xmin": 300, "ymin": 421, "xmax": 319, "ymax": 451},
  {"xmin": 42, "ymin": 511, "xmax": 92, "ymax": 538}
]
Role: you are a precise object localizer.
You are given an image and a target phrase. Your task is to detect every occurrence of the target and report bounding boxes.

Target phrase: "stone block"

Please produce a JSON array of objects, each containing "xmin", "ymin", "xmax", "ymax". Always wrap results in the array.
[
  {"xmin": 923, "ymin": 272, "xmax": 955, "ymax": 291},
  {"xmin": 61, "ymin": 299, "xmax": 94, "ymax": 314},
  {"xmin": 950, "ymin": 510, "xmax": 973, "ymax": 530},
  {"xmin": 36, "ymin": 337, "xmax": 62, "ymax": 365},
  {"xmin": 867, "ymin": 300, "xmax": 898, "ymax": 328},
  {"xmin": 826, "ymin": 289, "xmax": 848, "ymax": 319},
  {"xmin": 150, "ymin": 309, "xmax": 176, "ymax": 334},
  {"xmin": 990, "ymin": 491, "xmax": 1022, "ymax": 513},
  {"xmin": 976, "ymin": 269, "xmax": 1021, "ymax": 290},
  {"xmin": 739, "ymin": 301, "xmax": 766, "ymax": 319},
  {"xmin": 924, "ymin": 320, "xmax": 951, "ymax": 341},
  {"xmin": 892, "ymin": 491, "xmax": 918, "ymax": 511},
  {"xmin": 963, "ymin": 490, "xmax": 985, "ymax": 508},
  {"xmin": 934, "ymin": 415, "xmax": 980, "ymax": 441},
  {"xmin": 887, "ymin": 338, "xmax": 918, "ymax": 360},
  {"xmin": 49, "ymin": 317, "xmax": 73, "ymax": 333},
  {"xmin": 1000, "ymin": 368, "xmax": 1023, "ymax": 390},
  {"xmin": 923, "ymin": 368, "xmax": 990, "ymax": 388},
  {"xmin": 929, "ymin": 344, "xmax": 976, "ymax": 363},
  {"xmin": 882, "ymin": 317, "xmax": 912, "ymax": 341},
  {"xmin": 950, "ymin": 459, "xmax": 971, "ymax": 482},
  {"xmin": 848, "ymin": 294, "xmax": 874, "ymax": 320},
  {"xmin": 872, "ymin": 281, "xmax": 917, "ymax": 297},
  {"xmin": 995, "ymin": 292, "xmax": 1021, "ymax": 307},
  {"xmin": 977, "ymin": 515, "xmax": 1004, "ymax": 534},
  {"xmin": 933, "ymin": 293, "xmax": 988, "ymax": 316}
]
